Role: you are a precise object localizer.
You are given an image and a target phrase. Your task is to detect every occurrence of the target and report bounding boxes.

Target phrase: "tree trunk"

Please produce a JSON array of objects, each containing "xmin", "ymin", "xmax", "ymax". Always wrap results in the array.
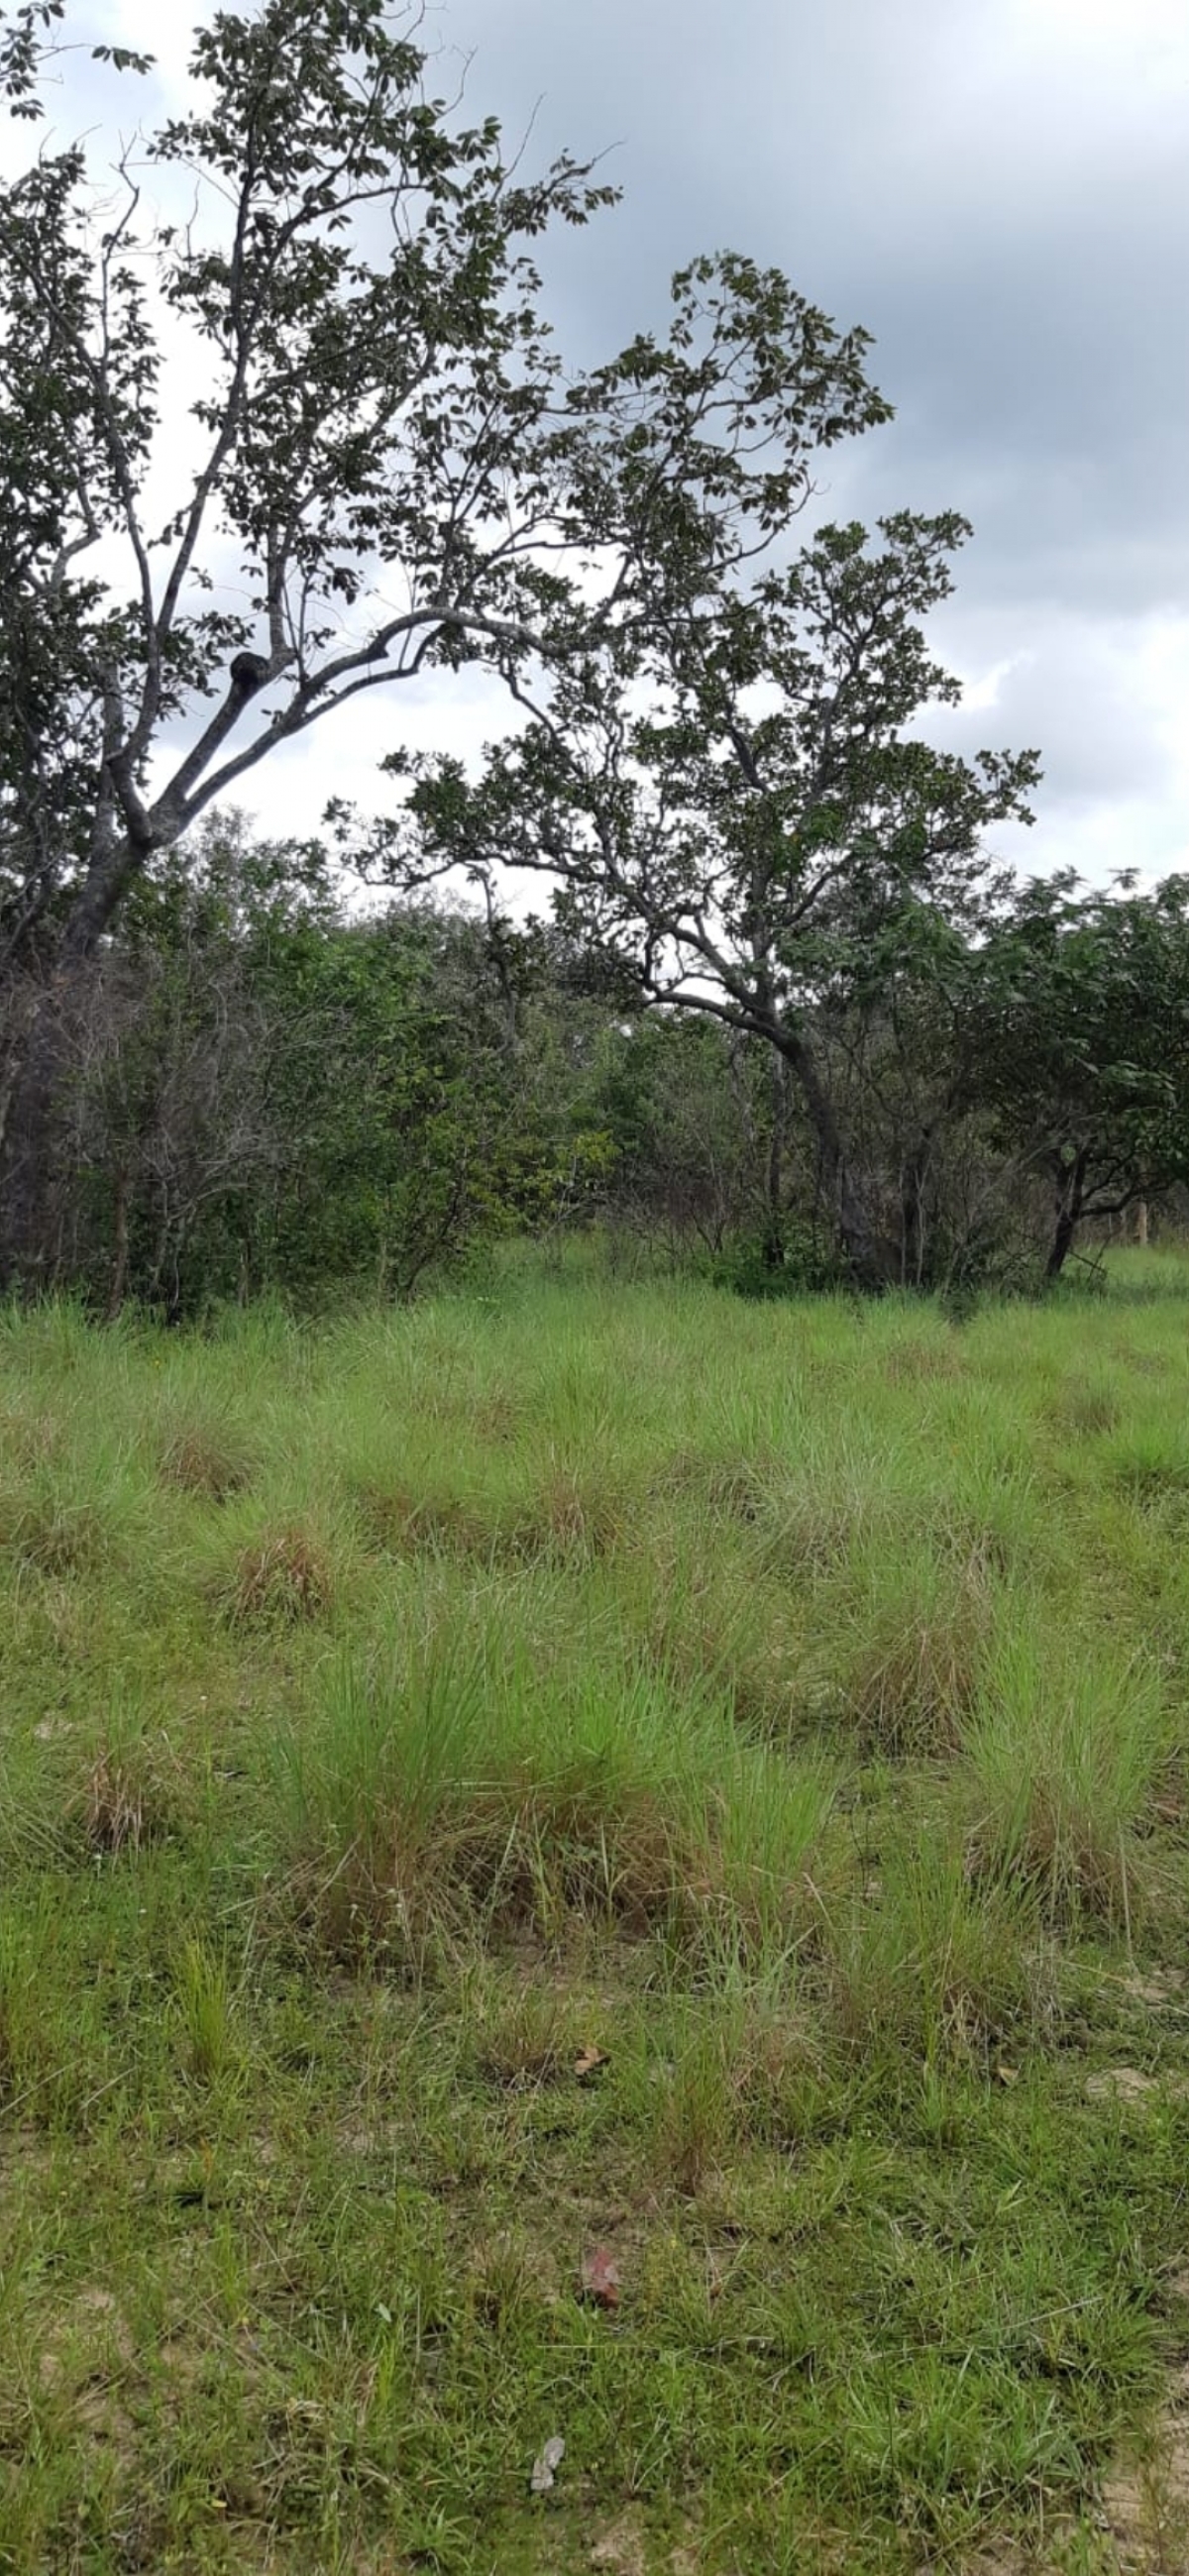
[
  {"xmin": 1044, "ymin": 1148, "xmax": 1088, "ymax": 1280},
  {"xmin": 0, "ymin": 980, "xmax": 74, "ymax": 1290},
  {"xmin": 105, "ymin": 1164, "xmax": 132, "ymax": 1321},
  {"xmin": 762, "ymin": 1050, "xmax": 788, "ymax": 1269},
  {"xmin": 0, "ymin": 836, "xmax": 140, "ymax": 1291},
  {"xmin": 776, "ymin": 1023, "xmax": 898, "ymax": 1290},
  {"xmin": 900, "ymin": 1128, "xmax": 934, "ymax": 1290}
]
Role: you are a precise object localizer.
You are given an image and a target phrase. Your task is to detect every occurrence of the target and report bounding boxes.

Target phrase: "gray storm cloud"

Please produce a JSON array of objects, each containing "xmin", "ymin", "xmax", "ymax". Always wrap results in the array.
[
  {"xmin": 423, "ymin": 0, "xmax": 1189, "ymax": 880},
  {"xmin": 41, "ymin": 0, "xmax": 1189, "ymax": 880}
]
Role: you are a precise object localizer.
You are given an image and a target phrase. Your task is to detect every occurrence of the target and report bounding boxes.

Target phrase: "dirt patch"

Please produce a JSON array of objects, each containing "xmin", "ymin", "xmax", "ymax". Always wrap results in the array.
[
  {"xmin": 338, "ymin": 2120, "xmax": 404, "ymax": 2156},
  {"xmin": 37, "ymin": 2286, "xmax": 138, "ymax": 2459},
  {"xmin": 1121, "ymin": 1973, "xmax": 1187, "ymax": 2007},
  {"xmin": 155, "ymin": 2329, "xmax": 206, "ymax": 2388},
  {"xmin": 1100, "ymin": 2364, "xmax": 1189, "ymax": 2571},
  {"xmin": 958, "ymin": 2517, "xmax": 1083, "ymax": 2573},
  {"xmin": 1085, "ymin": 2068, "xmax": 1189, "ymax": 2107},
  {"xmin": 591, "ymin": 2516, "xmax": 648, "ymax": 2575},
  {"xmin": 38, "ymin": 2284, "xmax": 135, "ymax": 2379},
  {"xmin": 1086, "ymin": 2069, "xmax": 1160, "ymax": 2103},
  {"xmin": 589, "ymin": 2523, "xmax": 703, "ymax": 2576}
]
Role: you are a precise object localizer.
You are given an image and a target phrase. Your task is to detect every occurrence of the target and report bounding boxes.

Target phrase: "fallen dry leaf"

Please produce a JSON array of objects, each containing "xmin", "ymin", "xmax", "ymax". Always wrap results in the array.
[
  {"xmin": 581, "ymin": 2245, "xmax": 621, "ymax": 2309},
  {"xmin": 574, "ymin": 2044, "xmax": 609, "ymax": 2079}
]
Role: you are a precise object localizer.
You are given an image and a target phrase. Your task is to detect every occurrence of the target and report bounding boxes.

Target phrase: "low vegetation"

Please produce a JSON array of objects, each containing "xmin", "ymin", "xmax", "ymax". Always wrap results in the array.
[
  {"xmin": 2, "ymin": 1256, "xmax": 1189, "ymax": 2565},
  {"xmin": 3, "ymin": 1255, "xmax": 1189, "ymax": 2571}
]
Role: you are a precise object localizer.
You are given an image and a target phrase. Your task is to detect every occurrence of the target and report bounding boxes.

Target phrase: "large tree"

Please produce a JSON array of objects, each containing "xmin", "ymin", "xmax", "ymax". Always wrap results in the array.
[
  {"xmin": 0, "ymin": 0, "xmax": 889, "ymax": 1286},
  {"xmin": 379, "ymin": 512, "xmax": 1040, "ymax": 1288}
]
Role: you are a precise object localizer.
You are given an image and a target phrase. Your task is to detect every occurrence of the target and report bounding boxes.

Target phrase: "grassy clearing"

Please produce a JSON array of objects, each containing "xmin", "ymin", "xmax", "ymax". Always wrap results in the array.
[{"xmin": 2, "ymin": 1261, "xmax": 1189, "ymax": 2571}]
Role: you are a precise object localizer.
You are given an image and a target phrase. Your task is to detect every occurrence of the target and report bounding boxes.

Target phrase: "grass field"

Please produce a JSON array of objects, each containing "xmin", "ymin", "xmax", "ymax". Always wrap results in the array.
[{"xmin": 4, "ymin": 1254, "xmax": 1189, "ymax": 2572}]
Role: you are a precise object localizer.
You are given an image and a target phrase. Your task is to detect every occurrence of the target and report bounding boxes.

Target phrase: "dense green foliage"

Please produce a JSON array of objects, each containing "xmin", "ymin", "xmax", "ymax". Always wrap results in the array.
[
  {"xmin": 957, "ymin": 874, "xmax": 1189, "ymax": 1277},
  {"xmin": 40, "ymin": 816, "xmax": 621, "ymax": 1315},
  {"xmin": 387, "ymin": 513, "xmax": 1040, "ymax": 1288},
  {"xmin": 25, "ymin": 809, "xmax": 1188, "ymax": 1317}
]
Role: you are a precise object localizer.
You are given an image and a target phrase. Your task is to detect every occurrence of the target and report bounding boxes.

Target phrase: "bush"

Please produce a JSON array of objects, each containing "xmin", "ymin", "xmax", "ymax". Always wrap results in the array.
[{"xmin": 710, "ymin": 1226, "xmax": 840, "ymax": 1300}]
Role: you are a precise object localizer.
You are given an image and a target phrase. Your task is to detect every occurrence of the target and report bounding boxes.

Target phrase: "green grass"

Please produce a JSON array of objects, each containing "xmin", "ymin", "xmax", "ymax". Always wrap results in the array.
[{"xmin": 2, "ymin": 1260, "xmax": 1189, "ymax": 2569}]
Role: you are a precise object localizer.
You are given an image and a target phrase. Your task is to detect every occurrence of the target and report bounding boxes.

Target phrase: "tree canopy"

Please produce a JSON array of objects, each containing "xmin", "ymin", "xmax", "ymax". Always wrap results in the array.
[
  {"xmin": 0, "ymin": 0, "xmax": 903, "ymax": 1281},
  {"xmin": 4, "ymin": 0, "xmax": 1181, "ymax": 1310},
  {"xmin": 376, "ymin": 511, "xmax": 1040, "ymax": 1284}
]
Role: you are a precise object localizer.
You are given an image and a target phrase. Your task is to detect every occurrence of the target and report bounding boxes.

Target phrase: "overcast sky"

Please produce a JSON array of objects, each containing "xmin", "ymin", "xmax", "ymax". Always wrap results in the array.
[
  {"xmin": 418, "ymin": 0, "xmax": 1189, "ymax": 892},
  {"xmin": 29, "ymin": 1, "xmax": 1189, "ymax": 887}
]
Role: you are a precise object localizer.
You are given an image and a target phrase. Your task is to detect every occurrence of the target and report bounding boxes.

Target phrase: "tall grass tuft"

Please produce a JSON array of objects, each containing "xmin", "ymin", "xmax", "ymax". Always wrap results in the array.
[
  {"xmin": 824, "ymin": 1825, "xmax": 1048, "ymax": 2065},
  {"xmin": 273, "ymin": 1618, "xmax": 834, "ymax": 1965},
  {"xmin": 74, "ymin": 1718, "xmax": 182, "ymax": 1861},
  {"xmin": 206, "ymin": 1506, "xmax": 343, "ymax": 1628},
  {"xmin": 0, "ymin": 1440, "xmax": 150, "ymax": 1580},
  {"xmin": 158, "ymin": 1406, "xmax": 255, "ymax": 1502},
  {"xmin": 823, "ymin": 1536, "xmax": 994, "ymax": 1757},
  {"xmin": 959, "ymin": 1622, "xmax": 1170, "ymax": 1927},
  {"xmin": 172, "ymin": 1937, "xmax": 241, "ymax": 2087}
]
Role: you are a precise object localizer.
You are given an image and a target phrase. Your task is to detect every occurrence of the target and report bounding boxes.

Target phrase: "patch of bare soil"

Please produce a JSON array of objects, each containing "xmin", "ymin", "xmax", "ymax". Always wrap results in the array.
[
  {"xmin": 590, "ymin": 2518, "xmax": 648, "ymax": 2576},
  {"xmin": 1085, "ymin": 2068, "xmax": 1189, "ymax": 2106},
  {"xmin": 38, "ymin": 2285, "xmax": 138, "ymax": 2460},
  {"xmin": 1086, "ymin": 2068, "xmax": 1161, "ymax": 2103},
  {"xmin": 1121, "ymin": 1973, "xmax": 1187, "ymax": 2006},
  {"xmin": 589, "ymin": 2524, "xmax": 707, "ymax": 2576},
  {"xmin": 958, "ymin": 2511, "xmax": 1082, "ymax": 2573},
  {"xmin": 1099, "ymin": 2363, "xmax": 1189, "ymax": 2572}
]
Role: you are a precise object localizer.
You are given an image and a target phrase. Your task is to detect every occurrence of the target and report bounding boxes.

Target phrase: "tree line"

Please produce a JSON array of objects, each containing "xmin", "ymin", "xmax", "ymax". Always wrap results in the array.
[
  {"xmin": 2, "ymin": 0, "xmax": 1187, "ymax": 1312},
  {"xmin": 19, "ymin": 806, "xmax": 1187, "ymax": 1318}
]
